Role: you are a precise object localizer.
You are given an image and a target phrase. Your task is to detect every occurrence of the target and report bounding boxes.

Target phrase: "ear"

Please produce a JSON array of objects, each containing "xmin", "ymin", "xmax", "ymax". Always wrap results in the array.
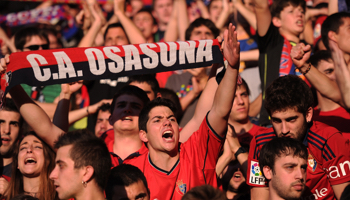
[
  {"xmin": 156, "ymin": 92, "xmax": 162, "ymax": 98},
  {"xmin": 272, "ymin": 17, "xmax": 282, "ymax": 28},
  {"xmin": 82, "ymin": 165, "xmax": 95, "ymax": 182},
  {"xmin": 263, "ymin": 166, "xmax": 273, "ymax": 180},
  {"xmin": 152, "ymin": 25, "xmax": 158, "ymax": 34},
  {"xmin": 328, "ymin": 31, "xmax": 338, "ymax": 44},
  {"xmin": 139, "ymin": 130, "xmax": 149, "ymax": 143},
  {"xmin": 305, "ymin": 107, "xmax": 313, "ymax": 123}
]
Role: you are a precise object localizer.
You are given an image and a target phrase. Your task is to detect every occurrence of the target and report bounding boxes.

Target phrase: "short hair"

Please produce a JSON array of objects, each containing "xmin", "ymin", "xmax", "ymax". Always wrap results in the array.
[
  {"xmin": 127, "ymin": 74, "xmax": 160, "ymax": 97},
  {"xmin": 238, "ymin": 78, "xmax": 250, "ymax": 96},
  {"xmin": 270, "ymin": 0, "xmax": 306, "ymax": 19},
  {"xmin": 104, "ymin": 23, "xmax": 128, "ymax": 41},
  {"xmin": 14, "ymin": 26, "xmax": 49, "ymax": 50},
  {"xmin": 157, "ymin": 88, "xmax": 183, "ymax": 121},
  {"xmin": 182, "ymin": 185, "xmax": 226, "ymax": 200},
  {"xmin": 2, "ymin": 98, "xmax": 23, "ymax": 129},
  {"xmin": 185, "ymin": 18, "xmax": 220, "ymax": 40},
  {"xmin": 321, "ymin": 12, "xmax": 350, "ymax": 50},
  {"xmin": 264, "ymin": 75, "xmax": 313, "ymax": 116},
  {"xmin": 139, "ymin": 98, "xmax": 177, "ymax": 133},
  {"xmin": 97, "ymin": 103, "xmax": 112, "ymax": 114},
  {"xmin": 259, "ymin": 137, "xmax": 308, "ymax": 177},
  {"xmin": 54, "ymin": 129, "xmax": 111, "ymax": 190},
  {"xmin": 135, "ymin": 8, "xmax": 157, "ymax": 25},
  {"xmin": 105, "ymin": 164, "xmax": 149, "ymax": 199},
  {"xmin": 110, "ymin": 85, "xmax": 150, "ymax": 114},
  {"xmin": 308, "ymin": 50, "xmax": 332, "ymax": 69}
]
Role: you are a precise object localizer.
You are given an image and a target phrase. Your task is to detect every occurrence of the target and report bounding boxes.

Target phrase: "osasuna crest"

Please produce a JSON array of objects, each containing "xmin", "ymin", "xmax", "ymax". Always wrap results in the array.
[
  {"xmin": 308, "ymin": 154, "xmax": 317, "ymax": 172},
  {"xmin": 176, "ymin": 180, "xmax": 187, "ymax": 196}
]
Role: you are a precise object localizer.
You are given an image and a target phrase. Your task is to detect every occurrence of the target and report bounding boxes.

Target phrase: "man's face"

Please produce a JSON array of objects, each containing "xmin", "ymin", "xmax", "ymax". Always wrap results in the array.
[
  {"xmin": 129, "ymin": 82, "xmax": 155, "ymax": 101},
  {"xmin": 50, "ymin": 145, "xmax": 84, "ymax": 200},
  {"xmin": 153, "ymin": 0, "xmax": 173, "ymax": 24},
  {"xmin": 0, "ymin": 110, "xmax": 21, "ymax": 158},
  {"xmin": 229, "ymin": 85, "xmax": 250, "ymax": 123},
  {"xmin": 104, "ymin": 27, "xmax": 129, "ymax": 46},
  {"xmin": 133, "ymin": 12, "xmax": 157, "ymax": 40},
  {"xmin": 110, "ymin": 180, "xmax": 150, "ymax": 200},
  {"xmin": 95, "ymin": 110, "xmax": 113, "ymax": 137},
  {"xmin": 332, "ymin": 17, "xmax": 350, "ymax": 55},
  {"xmin": 277, "ymin": 5, "xmax": 305, "ymax": 37},
  {"xmin": 109, "ymin": 94, "xmax": 144, "ymax": 133},
  {"xmin": 141, "ymin": 106, "xmax": 179, "ymax": 155},
  {"xmin": 271, "ymin": 107, "xmax": 312, "ymax": 141},
  {"xmin": 22, "ymin": 36, "xmax": 49, "ymax": 52},
  {"xmin": 317, "ymin": 60, "xmax": 335, "ymax": 81},
  {"xmin": 268, "ymin": 154, "xmax": 307, "ymax": 200},
  {"xmin": 190, "ymin": 25, "xmax": 215, "ymax": 40},
  {"xmin": 209, "ymin": 0, "xmax": 223, "ymax": 23}
]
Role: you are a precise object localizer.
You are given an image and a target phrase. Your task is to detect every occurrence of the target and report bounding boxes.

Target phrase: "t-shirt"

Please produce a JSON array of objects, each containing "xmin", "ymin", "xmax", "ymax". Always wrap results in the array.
[
  {"xmin": 313, "ymin": 106, "xmax": 350, "ymax": 140},
  {"xmin": 107, "ymin": 139, "xmax": 149, "ymax": 167},
  {"xmin": 257, "ymin": 23, "xmax": 304, "ymax": 126},
  {"xmin": 126, "ymin": 115, "xmax": 224, "ymax": 200},
  {"xmin": 246, "ymin": 121, "xmax": 350, "ymax": 200}
]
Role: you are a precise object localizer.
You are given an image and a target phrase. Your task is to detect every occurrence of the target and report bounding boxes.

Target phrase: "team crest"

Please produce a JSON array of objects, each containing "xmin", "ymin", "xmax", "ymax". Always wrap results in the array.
[
  {"xmin": 176, "ymin": 180, "xmax": 187, "ymax": 196},
  {"xmin": 308, "ymin": 154, "xmax": 317, "ymax": 172}
]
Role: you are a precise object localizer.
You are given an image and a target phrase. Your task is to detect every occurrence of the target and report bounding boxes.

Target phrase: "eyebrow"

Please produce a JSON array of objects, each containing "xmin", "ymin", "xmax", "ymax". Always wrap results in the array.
[
  {"xmin": 20, "ymin": 140, "xmax": 42, "ymax": 146},
  {"xmin": 56, "ymin": 160, "xmax": 65, "ymax": 165},
  {"xmin": 151, "ymin": 114, "xmax": 175, "ymax": 120},
  {"xmin": 135, "ymin": 193, "xmax": 148, "ymax": 199}
]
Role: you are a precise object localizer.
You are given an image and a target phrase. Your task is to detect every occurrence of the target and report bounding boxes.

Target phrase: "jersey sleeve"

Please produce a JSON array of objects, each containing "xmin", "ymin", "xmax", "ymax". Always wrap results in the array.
[
  {"xmin": 323, "ymin": 132, "xmax": 350, "ymax": 185},
  {"xmin": 182, "ymin": 112, "xmax": 224, "ymax": 170},
  {"xmin": 246, "ymin": 135, "xmax": 267, "ymax": 187}
]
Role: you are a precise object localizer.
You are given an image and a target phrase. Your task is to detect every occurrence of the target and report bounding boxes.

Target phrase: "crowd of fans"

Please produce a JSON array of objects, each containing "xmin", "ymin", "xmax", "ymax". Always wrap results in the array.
[{"xmin": 0, "ymin": 0, "xmax": 350, "ymax": 199}]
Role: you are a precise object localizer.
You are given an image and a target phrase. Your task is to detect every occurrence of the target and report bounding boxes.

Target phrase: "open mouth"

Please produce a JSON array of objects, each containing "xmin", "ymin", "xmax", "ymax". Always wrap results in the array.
[
  {"xmin": 25, "ymin": 158, "xmax": 37, "ymax": 164},
  {"xmin": 162, "ymin": 130, "xmax": 174, "ymax": 141},
  {"xmin": 122, "ymin": 117, "xmax": 133, "ymax": 121}
]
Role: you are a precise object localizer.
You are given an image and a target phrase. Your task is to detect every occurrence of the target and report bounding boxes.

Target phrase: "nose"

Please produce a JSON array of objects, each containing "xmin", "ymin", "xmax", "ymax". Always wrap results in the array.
[
  {"xmin": 123, "ymin": 104, "xmax": 132, "ymax": 114},
  {"xmin": 163, "ymin": 118, "xmax": 172, "ymax": 127},
  {"xmin": 295, "ymin": 167, "xmax": 305, "ymax": 181},
  {"xmin": 281, "ymin": 122, "xmax": 289, "ymax": 135},
  {"xmin": 49, "ymin": 166, "xmax": 58, "ymax": 180},
  {"xmin": 27, "ymin": 145, "xmax": 33, "ymax": 153},
  {"xmin": 1, "ymin": 123, "xmax": 9, "ymax": 135},
  {"xmin": 236, "ymin": 95, "xmax": 244, "ymax": 105}
]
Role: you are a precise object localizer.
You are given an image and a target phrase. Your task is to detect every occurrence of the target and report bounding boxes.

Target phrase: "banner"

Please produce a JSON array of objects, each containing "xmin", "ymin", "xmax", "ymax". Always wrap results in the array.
[
  {"xmin": 0, "ymin": 5, "xmax": 66, "ymax": 27},
  {"xmin": 2, "ymin": 39, "xmax": 223, "ymax": 100},
  {"xmin": 3, "ymin": 0, "xmax": 113, "ymax": 4}
]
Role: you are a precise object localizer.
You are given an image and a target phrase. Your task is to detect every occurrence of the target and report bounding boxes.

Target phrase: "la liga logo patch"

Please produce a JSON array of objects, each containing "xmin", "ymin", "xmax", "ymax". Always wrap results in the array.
[{"xmin": 249, "ymin": 160, "xmax": 265, "ymax": 185}]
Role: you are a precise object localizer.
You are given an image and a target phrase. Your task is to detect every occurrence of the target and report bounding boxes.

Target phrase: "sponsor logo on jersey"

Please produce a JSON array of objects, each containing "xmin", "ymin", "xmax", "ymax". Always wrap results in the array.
[
  {"xmin": 176, "ymin": 180, "xmax": 187, "ymax": 196},
  {"xmin": 324, "ymin": 160, "xmax": 350, "ymax": 179},
  {"xmin": 301, "ymin": 188, "xmax": 328, "ymax": 200},
  {"xmin": 249, "ymin": 160, "xmax": 265, "ymax": 185},
  {"xmin": 308, "ymin": 154, "xmax": 317, "ymax": 172}
]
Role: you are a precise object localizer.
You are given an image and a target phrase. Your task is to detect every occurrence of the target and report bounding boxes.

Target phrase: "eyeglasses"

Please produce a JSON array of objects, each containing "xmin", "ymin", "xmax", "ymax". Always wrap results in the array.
[{"xmin": 23, "ymin": 44, "xmax": 49, "ymax": 51}]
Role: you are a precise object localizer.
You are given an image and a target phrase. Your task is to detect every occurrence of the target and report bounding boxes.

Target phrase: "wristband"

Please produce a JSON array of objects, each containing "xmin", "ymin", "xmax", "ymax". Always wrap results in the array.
[
  {"xmin": 234, "ymin": 146, "xmax": 246, "ymax": 158},
  {"xmin": 86, "ymin": 107, "xmax": 90, "ymax": 115}
]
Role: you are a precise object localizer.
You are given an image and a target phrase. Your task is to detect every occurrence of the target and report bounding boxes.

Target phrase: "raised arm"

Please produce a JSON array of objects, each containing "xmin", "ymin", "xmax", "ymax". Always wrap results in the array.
[
  {"xmin": 233, "ymin": 0, "xmax": 257, "ymax": 30},
  {"xmin": 207, "ymin": 24, "xmax": 240, "ymax": 137},
  {"xmin": 291, "ymin": 43, "xmax": 345, "ymax": 107},
  {"xmin": 114, "ymin": 0, "xmax": 146, "ymax": 44},
  {"xmin": 253, "ymin": 0, "xmax": 271, "ymax": 37},
  {"xmin": 215, "ymin": 0, "xmax": 231, "ymax": 30}
]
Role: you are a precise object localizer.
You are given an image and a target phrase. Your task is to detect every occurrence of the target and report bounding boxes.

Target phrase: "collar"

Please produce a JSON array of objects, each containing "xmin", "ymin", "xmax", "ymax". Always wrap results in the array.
[{"xmin": 302, "ymin": 121, "xmax": 313, "ymax": 147}]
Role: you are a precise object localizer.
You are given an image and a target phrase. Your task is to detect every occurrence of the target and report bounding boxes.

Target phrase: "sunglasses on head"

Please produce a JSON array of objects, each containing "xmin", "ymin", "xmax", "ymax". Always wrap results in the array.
[{"xmin": 23, "ymin": 44, "xmax": 49, "ymax": 51}]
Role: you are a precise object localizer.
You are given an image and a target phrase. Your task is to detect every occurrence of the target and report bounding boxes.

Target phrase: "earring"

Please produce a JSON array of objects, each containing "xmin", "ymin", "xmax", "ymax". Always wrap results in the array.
[{"xmin": 82, "ymin": 180, "xmax": 87, "ymax": 188}]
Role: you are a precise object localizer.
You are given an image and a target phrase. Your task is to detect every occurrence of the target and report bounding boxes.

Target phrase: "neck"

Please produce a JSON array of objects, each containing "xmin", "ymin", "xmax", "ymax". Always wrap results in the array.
[
  {"xmin": 75, "ymin": 184, "xmax": 105, "ymax": 200},
  {"xmin": 317, "ymin": 92, "xmax": 340, "ymax": 112},
  {"xmin": 229, "ymin": 118, "xmax": 253, "ymax": 134},
  {"xmin": 113, "ymin": 131, "xmax": 143, "ymax": 160},
  {"xmin": 23, "ymin": 176, "xmax": 40, "ymax": 194},
  {"xmin": 2, "ymin": 157, "xmax": 12, "ymax": 166},
  {"xmin": 279, "ymin": 29, "xmax": 300, "ymax": 43},
  {"xmin": 226, "ymin": 191, "xmax": 242, "ymax": 200},
  {"xmin": 344, "ymin": 53, "xmax": 350, "ymax": 66},
  {"xmin": 148, "ymin": 149, "xmax": 179, "ymax": 172},
  {"xmin": 147, "ymin": 37, "xmax": 155, "ymax": 43}
]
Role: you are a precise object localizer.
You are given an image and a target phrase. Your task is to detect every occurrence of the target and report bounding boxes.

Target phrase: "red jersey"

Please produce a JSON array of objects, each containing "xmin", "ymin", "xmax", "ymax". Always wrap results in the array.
[
  {"xmin": 247, "ymin": 121, "xmax": 350, "ymax": 200},
  {"xmin": 101, "ymin": 129, "xmax": 114, "ymax": 144},
  {"xmin": 237, "ymin": 124, "xmax": 261, "ymax": 148},
  {"xmin": 126, "ymin": 116, "xmax": 224, "ymax": 200},
  {"xmin": 106, "ymin": 139, "xmax": 149, "ymax": 167},
  {"xmin": 313, "ymin": 106, "xmax": 350, "ymax": 140}
]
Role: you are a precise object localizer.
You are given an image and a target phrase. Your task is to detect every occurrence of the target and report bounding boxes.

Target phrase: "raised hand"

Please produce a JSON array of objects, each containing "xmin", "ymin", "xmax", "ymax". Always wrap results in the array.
[{"xmin": 222, "ymin": 23, "xmax": 240, "ymax": 69}]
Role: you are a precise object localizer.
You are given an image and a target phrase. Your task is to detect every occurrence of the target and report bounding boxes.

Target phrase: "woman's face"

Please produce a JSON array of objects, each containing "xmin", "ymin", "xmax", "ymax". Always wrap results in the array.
[{"xmin": 18, "ymin": 135, "xmax": 45, "ymax": 178}]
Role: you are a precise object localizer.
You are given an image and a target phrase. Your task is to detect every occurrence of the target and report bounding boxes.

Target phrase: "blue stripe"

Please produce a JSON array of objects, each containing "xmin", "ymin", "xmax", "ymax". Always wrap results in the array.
[
  {"xmin": 256, "ymin": 136, "xmax": 276, "ymax": 144},
  {"xmin": 322, "ymin": 154, "xmax": 329, "ymax": 161},
  {"xmin": 325, "ymin": 144, "xmax": 336, "ymax": 159},
  {"xmin": 307, "ymin": 134, "xmax": 325, "ymax": 148},
  {"xmin": 322, "ymin": 147, "xmax": 333, "ymax": 161},
  {"xmin": 307, "ymin": 139, "xmax": 322, "ymax": 151},
  {"xmin": 254, "ymin": 145, "xmax": 259, "ymax": 160},
  {"xmin": 309, "ymin": 130, "xmax": 326, "ymax": 142},
  {"xmin": 255, "ymin": 132, "xmax": 275, "ymax": 140}
]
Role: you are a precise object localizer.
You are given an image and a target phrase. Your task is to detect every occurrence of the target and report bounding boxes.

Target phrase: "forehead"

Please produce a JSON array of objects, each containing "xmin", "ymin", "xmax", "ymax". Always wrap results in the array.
[
  {"xmin": 209, "ymin": 0, "xmax": 222, "ymax": 8},
  {"xmin": 134, "ymin": 12, "xmax": 153, "ymax": 19},
  {"xmin": 317, "ymin": 60, "xmax": 334, "ymax": 71},
  {"xmin": 25, "ymin": 35, "xmax": 47, "ymax": 46},
  {"xmin": 271, "ymin": 107, "xmax": 303, "ymax": 118},
  {"xmin": 129, "ymin": 82, "xmax": 153, "ymax": 91},
  {"xmin": 236, "ymin": 84, "xmax": 248, "ymax": 94},
  {"xmin": 154, "ymin": 0, "xmax": 172, "ymax": 6},
  {"xmin": 20, "ymin": 135, "xmax": 41, "ymax": 145},
  {"xmin": 275, "ymin": 154, "xmax": 307, "ymax": 166},
  {"xmin": 0, "ymin": 110, "xmax": 21, "ymax": 121},
  {"xmin": 148, "ymin": 106, "xmax": 174, "ymax": 118},
  {"xmin": 56, "ymin": 145, "xmax": 73, "ymax": 162},
  {"xmin": 281, "ymin": 4, "xmax": 304, "ymax": 12},
  {"xmin": 97, "ymin": 110, "xmax": 111, "ymax": 118},
  {"xmin": 106, "ymin": 27, "xmax": 127, "ymax": 38}
]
